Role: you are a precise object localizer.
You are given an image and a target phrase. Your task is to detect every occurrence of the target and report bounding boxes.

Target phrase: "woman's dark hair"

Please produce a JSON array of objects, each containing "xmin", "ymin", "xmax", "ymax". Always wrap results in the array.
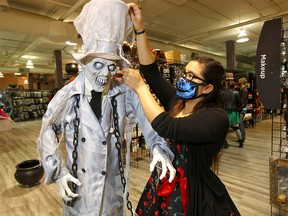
[
  {"xmin": 170, "ymin": 56, "xmax": 225, "ymax": 116},
  {"xmin": 169, "ymin": 57, "xmax": 225, "ymax": 172},
  {"xmin": 193, "ymin": 56, "xmax": 225, "ymax": 112}
]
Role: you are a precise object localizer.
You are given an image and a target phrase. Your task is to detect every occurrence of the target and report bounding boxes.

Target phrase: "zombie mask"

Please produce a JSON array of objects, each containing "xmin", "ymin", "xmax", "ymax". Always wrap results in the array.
[{"xmin": 85, "ymin": 58, "xmax": 117, "ymax": 92}]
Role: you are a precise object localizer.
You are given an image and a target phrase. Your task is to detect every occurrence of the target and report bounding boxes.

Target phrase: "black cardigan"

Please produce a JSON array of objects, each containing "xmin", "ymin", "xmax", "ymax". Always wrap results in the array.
[{"xmin": 140, "ymin": 62, "xmax": 241, "ymax": 216}]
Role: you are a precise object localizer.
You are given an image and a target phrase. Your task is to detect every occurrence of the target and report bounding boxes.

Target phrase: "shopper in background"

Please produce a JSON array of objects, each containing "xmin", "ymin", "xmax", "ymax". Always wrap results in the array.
[
  {"xmin": 221, "ymin": 81, "xmax": 243, "ymax": 147},
  {"xmin": 37, "ymin": 0, "xmax": 175, "ymax": 215},
  {"xmin": 123, "ymin": 3, "xmax": 240, "ymax": 216},
  {"xmin": 238, "ymin": 77, "xmax": 248, "ymax": 143}
]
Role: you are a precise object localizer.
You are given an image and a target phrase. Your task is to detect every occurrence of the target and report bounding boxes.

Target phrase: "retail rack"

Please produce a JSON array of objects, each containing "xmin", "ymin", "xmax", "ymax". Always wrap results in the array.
[
  {"xmin": 270, "ymin": 38, "xmax": 288, "ymax": 216},
  {"xmin": 2, "ymin": 89, "xmax": 49, "ymax": 122}
]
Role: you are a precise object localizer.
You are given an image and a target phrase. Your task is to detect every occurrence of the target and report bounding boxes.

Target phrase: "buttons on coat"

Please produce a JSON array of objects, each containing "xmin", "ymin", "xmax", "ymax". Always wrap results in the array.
[
  {"xmin": 102, "ymin": 140, "xmax": 107, "ymax": 145},
  {"xmin": 101, "ymin": 171, "xmax": 106, "ymax": 175},
  {"xmin": 82, "ymin": 168, "xmax": 86, "ymax": 173},
  {"xmin": 81, "ymin": 137, "xmax": 86, "ymax": 142}
]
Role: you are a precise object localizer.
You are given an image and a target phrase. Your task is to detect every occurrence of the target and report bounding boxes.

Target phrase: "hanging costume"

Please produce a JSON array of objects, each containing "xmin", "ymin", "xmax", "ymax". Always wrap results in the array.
[{"xmin": 37, "ymin": 0, "xmax": 174, "ymax": 215}]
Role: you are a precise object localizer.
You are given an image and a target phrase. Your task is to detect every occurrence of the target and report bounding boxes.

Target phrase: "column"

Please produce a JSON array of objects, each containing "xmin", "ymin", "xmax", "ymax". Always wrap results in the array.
[
  {"xmin": 54, "ymin": 50, "xmax": 63, "ymax": 89},
  {"xmin": 226, "ymin": 40, "xmax": 235, "ymax": 70},
  {"xmin": 28, "ymin": 73, "xmax": 34, "ymax": 90}
]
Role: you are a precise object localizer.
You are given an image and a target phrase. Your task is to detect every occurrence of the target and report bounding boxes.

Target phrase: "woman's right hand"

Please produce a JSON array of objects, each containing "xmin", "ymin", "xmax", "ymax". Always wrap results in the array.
[
  {"xmin": 122, "ymin": 68, "xmax": 146, "ymax": 93},
  {"xmin": 127, "ymin": 3, "xmax": 145, "ymax": 32}
]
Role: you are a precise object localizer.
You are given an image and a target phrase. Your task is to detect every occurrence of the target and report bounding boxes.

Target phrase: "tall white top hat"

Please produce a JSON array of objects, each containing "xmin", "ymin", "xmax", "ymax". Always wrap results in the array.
[{"xmin": 72, "ymin": 0, "xmax": 135, "ymax": 65}]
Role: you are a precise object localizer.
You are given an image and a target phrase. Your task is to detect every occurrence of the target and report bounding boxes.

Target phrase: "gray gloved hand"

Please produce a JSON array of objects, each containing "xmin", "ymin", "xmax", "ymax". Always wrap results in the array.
[
  {"xmin": 150, "ymin": 147, "xmax": 176, "ymax": 183},
  {"xmin": 56, "ymin": 173, "xmax": 82, "ymax": 202}
]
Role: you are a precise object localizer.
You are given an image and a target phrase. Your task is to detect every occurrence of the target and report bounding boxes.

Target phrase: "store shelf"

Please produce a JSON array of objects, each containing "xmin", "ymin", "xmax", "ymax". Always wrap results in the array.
[
  {"xmin": 270, "ymin": 113, "xmax": 288, "ymax": 214},
  {"xmin": 122, "ymin": 123, "xmax": 150, "ymax": 168},
  {"xmin": 6, "ymin": 89, "xmax": 49, "ymax": 122}
]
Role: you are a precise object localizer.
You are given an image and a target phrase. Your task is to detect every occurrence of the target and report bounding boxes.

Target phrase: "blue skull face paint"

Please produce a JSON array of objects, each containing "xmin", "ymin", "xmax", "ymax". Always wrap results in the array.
[{"xmin": 176, "ymin": 76, "xmax": 206, "ymax": 100}]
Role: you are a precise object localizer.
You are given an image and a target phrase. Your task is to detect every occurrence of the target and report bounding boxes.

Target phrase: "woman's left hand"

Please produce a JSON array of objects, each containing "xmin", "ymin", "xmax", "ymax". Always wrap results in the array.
[{"xmin": 122, "ymin": 68, "xmax": 146, "ymax": 92}]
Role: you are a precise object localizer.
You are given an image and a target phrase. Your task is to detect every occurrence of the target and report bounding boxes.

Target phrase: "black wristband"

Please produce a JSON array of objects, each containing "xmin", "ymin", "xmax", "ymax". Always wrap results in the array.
[{"xmin": 134, "ymin": 27, "xmax": 146, "ymax": 35}]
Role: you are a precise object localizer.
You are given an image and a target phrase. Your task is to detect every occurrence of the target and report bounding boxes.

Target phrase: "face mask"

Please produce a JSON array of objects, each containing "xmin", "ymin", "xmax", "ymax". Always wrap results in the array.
[
  {"xmin": 176, "ymin": 76, "xmax": 206, "ymax": 100},
  {"xmin": 85, "ymin": 58, "xmax": 117, "ymax": 92}
]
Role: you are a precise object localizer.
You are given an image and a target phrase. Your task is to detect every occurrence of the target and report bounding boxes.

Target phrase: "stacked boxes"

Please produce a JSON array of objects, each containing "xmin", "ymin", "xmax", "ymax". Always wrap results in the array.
[{"xmin": 164, "ymin": 50, "xmax": 181, "ymax": 64}]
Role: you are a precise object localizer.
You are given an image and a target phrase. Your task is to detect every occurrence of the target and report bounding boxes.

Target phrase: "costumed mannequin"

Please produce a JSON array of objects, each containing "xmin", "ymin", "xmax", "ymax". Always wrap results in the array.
[{"xmin": 37, "ymin": 0, "xmax": 175, "ymax": 215}]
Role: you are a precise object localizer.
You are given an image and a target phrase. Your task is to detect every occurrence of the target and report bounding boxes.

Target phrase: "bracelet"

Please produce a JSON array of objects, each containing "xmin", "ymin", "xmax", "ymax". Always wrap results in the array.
[{"xmin": 134, "ymin": 27, "xmax": 146, "ymax": 35}]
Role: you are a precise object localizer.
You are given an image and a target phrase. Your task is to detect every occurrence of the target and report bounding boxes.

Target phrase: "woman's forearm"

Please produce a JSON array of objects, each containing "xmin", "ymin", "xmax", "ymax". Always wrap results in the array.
[
  {"xmin": 128, "ymin": 3, "xmax": 155, "ymax": 65},
  {"xmin": 135, "ymin": 33, "xmax": 155, "ymax": 65},
  {"xmin": 135, "ymin": 84, "xmax": 165, "ymax": 123}
]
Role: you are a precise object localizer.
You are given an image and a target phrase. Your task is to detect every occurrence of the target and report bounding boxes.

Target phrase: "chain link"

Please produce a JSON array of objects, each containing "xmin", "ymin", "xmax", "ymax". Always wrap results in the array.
[
  {"xmin": 67, "ymin": 94, "xmax": 80, "ymax": 207},
  {"xmin": 52, "ymin": 124, "xmax": 61, "ymax": 143},
  {"xmin": 111, "ymin": 96, "xmax": 134, "ymax": 215}
]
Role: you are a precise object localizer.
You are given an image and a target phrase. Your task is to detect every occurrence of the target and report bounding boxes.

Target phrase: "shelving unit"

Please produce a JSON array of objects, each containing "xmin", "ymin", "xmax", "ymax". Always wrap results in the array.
[
  {"xmin": 122, "ymin": 123, "xmax": 150, "ymax": 168},
  {"xmin": 0, "ymin": 90, "xmax": 12, "ymax": 116},
  {"xmin": 6, "ymin": 89, "xmax": 50, "ymax": 122},
  {"xmin": 270, "ymin": 38, "xmax": 288, "ymax": 216},
  {"xmin": 270, "ymin": 113, "xmax": 288, "ymax": 215}
]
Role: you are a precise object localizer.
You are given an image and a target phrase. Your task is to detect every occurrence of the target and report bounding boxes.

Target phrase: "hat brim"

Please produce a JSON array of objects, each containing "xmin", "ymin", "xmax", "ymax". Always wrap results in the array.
[{"xmin": 73, "ymin": 52, "xmax": 121, "ymax": 65}]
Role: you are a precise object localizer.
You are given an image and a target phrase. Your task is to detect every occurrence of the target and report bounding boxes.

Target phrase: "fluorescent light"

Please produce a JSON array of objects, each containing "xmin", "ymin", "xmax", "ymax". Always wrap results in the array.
[
  {"xmin": 66, "ymin": 41, "xmax": 78, "ymax": 46},
  {"xmin": 236, "ymin": 27, "xmax": 249, "ymax": 43},
  {"xmin": 14, "ymin": 72, "xmax": 21, "ymax": 76},
  {"xmin": 26, "ymin": 59, "xmax": 34, "ymax": 68}
]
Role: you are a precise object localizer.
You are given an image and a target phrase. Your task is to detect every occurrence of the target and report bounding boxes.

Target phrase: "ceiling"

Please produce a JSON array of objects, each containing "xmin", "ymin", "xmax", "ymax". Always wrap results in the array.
[{"xmin": 0, "ymin": 0, "xmax": 288, "ymax": 76}]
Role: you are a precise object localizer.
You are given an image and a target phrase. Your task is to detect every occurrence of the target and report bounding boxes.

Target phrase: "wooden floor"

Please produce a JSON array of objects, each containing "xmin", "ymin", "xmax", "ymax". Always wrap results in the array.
[{"xmin": 0, "ymin": 117, "xmax": 287, "ymax": 216}]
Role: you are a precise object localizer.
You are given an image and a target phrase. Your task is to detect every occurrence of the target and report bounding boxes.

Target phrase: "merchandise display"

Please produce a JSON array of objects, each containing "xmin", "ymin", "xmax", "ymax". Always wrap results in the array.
[
  {"xmin": 164, "ymin": 50, "xmax": 181, "ymax": 64},
  {"xmin": 0, "ymin": 90, "xmax": 12, "ymax": 115},
  {"xmin": 6, "ymin": 90, "xmax": 49, "ymax": 122},
  {"xmin": 269, "ymin": 38, "xmax": 288, "ymax": 213},
  {"xmin": 123, "ymin": 123, "xmax": 149, "ymax": 168}
]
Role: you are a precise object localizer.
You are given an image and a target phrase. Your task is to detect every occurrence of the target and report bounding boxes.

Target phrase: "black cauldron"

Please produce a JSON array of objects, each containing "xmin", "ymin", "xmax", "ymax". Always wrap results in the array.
[
  {"xmin": 14, "ymin": 159, "xmax": 44, "ymax": 187},
  {"xmin": 65, "ymin": 63, "xmax": 79, "ymax": 75}
]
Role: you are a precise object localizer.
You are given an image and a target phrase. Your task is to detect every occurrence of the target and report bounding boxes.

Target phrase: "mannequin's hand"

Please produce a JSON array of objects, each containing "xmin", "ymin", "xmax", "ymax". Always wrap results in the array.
[
  {"xmin": 56, "ymin": 173, "xmax": 82, "ymax": 202},
  {"xmin": 150, "ymin": 148, "xmax": 176, "ymax": 183}
]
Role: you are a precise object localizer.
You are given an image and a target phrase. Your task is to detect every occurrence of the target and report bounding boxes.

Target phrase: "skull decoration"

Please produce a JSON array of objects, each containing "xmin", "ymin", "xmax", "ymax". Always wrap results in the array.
[{"xmin": 85, "ymin": 58, "xmax": 117, "ymax": 92}]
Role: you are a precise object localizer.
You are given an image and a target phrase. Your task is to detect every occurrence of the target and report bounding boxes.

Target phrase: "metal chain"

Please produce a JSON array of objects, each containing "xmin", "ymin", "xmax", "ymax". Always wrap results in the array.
[
  {"xmin": 111, "ymin": 96, "xmax": 134, "ymax": 215},
  {"xmin": 52, "ymin": 124, "xmax": 61, "ymax": 143},
  {"xmin": 53, "ymin": 94, "xmax": 133, "ymax": 211},
  {"xmin": 67, "ymin": 94, "xmax": 80, "ymax": 207}
]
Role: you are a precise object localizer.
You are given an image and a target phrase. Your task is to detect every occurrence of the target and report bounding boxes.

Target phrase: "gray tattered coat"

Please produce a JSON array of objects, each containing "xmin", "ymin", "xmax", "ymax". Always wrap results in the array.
[{"xmin": 37, "ymin": 71, "xmax": 173, "ymax": 216}]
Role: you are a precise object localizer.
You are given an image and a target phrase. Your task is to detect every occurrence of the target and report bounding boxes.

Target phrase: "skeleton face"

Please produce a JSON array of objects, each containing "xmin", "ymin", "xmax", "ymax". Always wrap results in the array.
[{"xmin": 85, "ymin": 58, "xmax": 117, "ymax": 92}]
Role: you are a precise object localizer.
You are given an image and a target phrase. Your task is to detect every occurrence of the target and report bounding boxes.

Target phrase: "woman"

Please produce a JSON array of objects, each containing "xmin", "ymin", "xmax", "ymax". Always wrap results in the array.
[
  {"xmin": 122, "ymin": 3, "xmax": 241, "ymax": 216},
  {"xmin": 238, "ymin": 77, "xmax": 248, "ymax": 143},
  {"xmin": 221, "ymin": 81, "xmax": 243, "ymax": 147}
]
